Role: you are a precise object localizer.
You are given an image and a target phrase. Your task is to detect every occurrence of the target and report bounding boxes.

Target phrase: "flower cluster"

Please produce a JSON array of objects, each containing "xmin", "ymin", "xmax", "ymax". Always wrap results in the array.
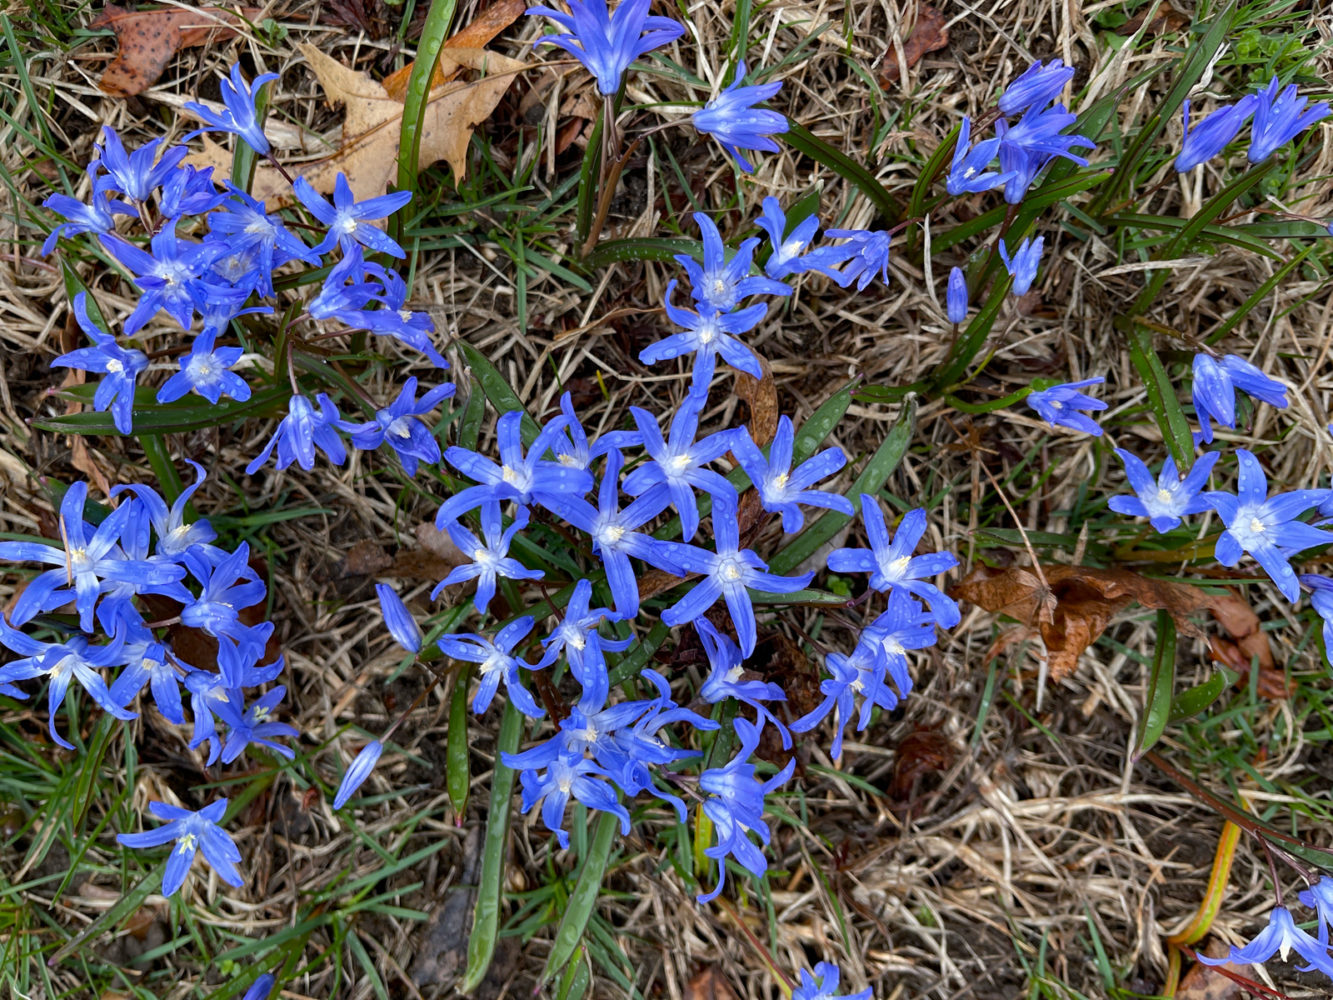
[{"xmin": 1176, "ymin": 75, "xmax": 1329, "ymax": 172}]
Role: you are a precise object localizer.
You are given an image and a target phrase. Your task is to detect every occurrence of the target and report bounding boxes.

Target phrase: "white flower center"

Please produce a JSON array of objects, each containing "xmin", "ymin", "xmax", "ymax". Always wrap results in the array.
[
  {"xmin": 106, "ymin": 359, "xmax": 124, "ymax": 374},
  {"xmin": 669, "ymin": 453, "xmax": 692, "ymax": 473},
  {"xmin": 337, "ymin": 216, "xmax": 358, "ymax": 236}
]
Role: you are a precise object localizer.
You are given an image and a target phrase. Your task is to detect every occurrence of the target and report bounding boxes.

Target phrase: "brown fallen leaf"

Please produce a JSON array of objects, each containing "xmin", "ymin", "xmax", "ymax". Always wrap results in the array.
[
  {"xmin": 90, "ymin": 4, "xmax": 265, "ymax": 97},
  {"xmin": 187, "ymin": 42, "xmax": 524, "ymax": 204},
  {"xmin": 686, "ymin": 966, "xmax": 739, "ymax": 1000},
  {"xmin": 1176, "ymin": 941, "xmax": 1245, "ymax": 1000},
  {"xmin": 879, "ymin": 3, "xmax": 950, "ymax": 86},
  {"xmin": 734, "ymin": 355, "xmax": 779, "ymax": 539},
  {"xmin": 381, "ymin": 0, "xmax": 526, "ymax": 100},
  {"xmin": 1116, "ymin": 1, "xmax": 1190, "ymax": 37},
  {"xmin": 889, "ymin": 724, "xmax": 956, "ymax": 811},
  {"xmin": 951, "ymin": 564, "xmax": 1277, "ymax": 686}
]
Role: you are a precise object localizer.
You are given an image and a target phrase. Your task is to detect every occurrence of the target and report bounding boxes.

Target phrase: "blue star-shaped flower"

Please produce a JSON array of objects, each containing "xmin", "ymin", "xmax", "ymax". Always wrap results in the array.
[
  {"xmin": 1175, "ymin": 94, "xmax": 1258, "ymax": 172},
  {"xmin": 1196, "ymin": 906, "xmax": 1333, "ymax": 976},
  {"xmin": 696, "ymin": 618, "xmax": 790, "ymax": 748},
  {"xmin": 102, "ymin": 227, "xmax": 225, "ymax": 335},
  {"xmin": 433, "ymin": 503, "xmax": 544, "ymax": 615},
  {"xmin": 184, "ymin": 63, "xmax": 280, "ymax": 156},
  {"xmin": 997, "ymin": 235, "xmax": 1044, "ymax": 296},
  {"xmin": 526, "ymin": 0, "xmax": 683, "ymax": 96},
  {"xmin": 1026, "ymin": 377, "xmax": 1107, "ymax": 436},
  {"xmin": 789, "ymin": 641, "xmax": 898, "ymax": 760},
  {"xmin": 730, "ymin": 414, "xmax": 853, "ymax": 533},
  {"xmin": 753, "ymin": 197, "xmax": 853, "ymax": 281},
  {"xmin": 205, "ymin": 186, "xmax": 318, "ymax": 297},
  {"xmin": 116, "ymin": 798, "xmax": 244, "ymax": 897},
  {"xmin": 42, "ymin": 189, "xmax": 130, "ymax": 255},
  {"xmin": 691, "ymin": 60, "xmax": 789, "ymax": 172},
  {"xmin": 438, "ymin": 616, "xmax": 541, "ymax": 717},
  {"xmin": 91, "ymin": 127, "xmax": 188, "ymax": 203},
  {"xmin": 1192, "ymin": 352, "xmax": 1289, "ymax": 443},
  {"xmin": 1108, "ymin": 449, "xmax": 1219, "ymax": 533},
  {"xmin": 245, "ymin": 393, "xmax": 348, "ymax": 475},
  {"xmin": 791, "ymin": 962, "xmax": 872, "ymax": 1000},
  {"xmin": 343, "ymin": 377, "xmax": 454, "ymax": 475},
  {"xmin": 825, "ymin": 228, "xmax": 892, "ymax": 291},
  {"xmin": 675, "ymin": 212, "xmax": 791, "ymax": 313},
  {"xmin": 1247, "ymin": 75, "xmax": 1330, "ymax": 163},
  {"xmin": 534, "ymin": 577, "xmax": 631, "ymax": 684},
  {"xmin": 215, "ymin": 685, "xmax": 299, "ymax": 764},
  {"xmin": 293, "ymin": 173, "xmax": 412, "ymax": 259},
  {"xmin": 52, "ymin": 293, "xmax": 149, "ymax": 434},
  {"xmin": 156, "ymin": 329, "xmax": 251, "ymax": 405},
  {"xmin": 994, "ymin": 103, "xmax": 1094, "ymax": 204},
  {"xmin": 945, "ymin": 117, "xmax": 1012, "ymax": 196},
  {"xmin": 998, "ymin": 59, "xmax": 1075, "ymax": 117},
  {"xmin": 639, "ymin": 278, "xmax": 767, "ymax": 395}
]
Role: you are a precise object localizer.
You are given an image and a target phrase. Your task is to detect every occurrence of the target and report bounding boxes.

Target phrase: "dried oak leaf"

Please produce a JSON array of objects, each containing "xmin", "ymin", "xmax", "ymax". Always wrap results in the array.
[
  {"xmin": 381, "ymin": 0, "xmax": 526, "ymax": 100},
  {"xmin": 951, "ymin": 564, "xmax": 1275, "ymax": 686},
  {"xmin": 879, "ymin": 3, "xmax": 950, "ymax": 86},
  {"xmin": 90, "ymin": 4, "xmax": 265, "ymax": 97}
]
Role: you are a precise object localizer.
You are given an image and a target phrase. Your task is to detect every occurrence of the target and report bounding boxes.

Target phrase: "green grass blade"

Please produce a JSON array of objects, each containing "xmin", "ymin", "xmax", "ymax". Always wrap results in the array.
[
  {"xmin": 1206, "ymin": 242, "xmax": 1321, "ymax": 344},
  {"xmin": 447, "ymin": 666, "xmax": 471, "ymax": 815},
  {"xmin": 36, "ymin": 385, "xmax": 289, "ymax": 436},
  {"xmin": 396, "ymin": 0, "xmax": 458, "ymax": 198},
  {"xmin": 582, "ymin": 237, "xmax": 701, "ymax": 269},
  {"xmin": 1133, "ymin": 610, "xmax": 1176, "ymax": 759},
  {"xmin": 540, "ymin": 809, "xmax": 619, "ymax": 983},
  {"xmin": 1120, "ymin": 318, "xmax": 1196, "ymax": 471},
  {"xmin": 783, "ymin": 121, "xmax": 901, "ymax": 224},
  {"xmin": 792, "ymin": 382, "xmax": 853, "ymax": 464}
]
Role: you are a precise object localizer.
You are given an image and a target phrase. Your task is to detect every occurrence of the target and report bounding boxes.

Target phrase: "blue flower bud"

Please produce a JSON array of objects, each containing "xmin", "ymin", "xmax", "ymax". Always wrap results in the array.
[
  {"xmin": 946, "ymin": 266, "xmax": 968, "ymax": 323},
  {"xmin": 333, "ymin": 740, "xmax": 384, "ymax": 810},
  {"xmin": 375, "ymin": 583, "xmax": 423, "ymax": 653}
]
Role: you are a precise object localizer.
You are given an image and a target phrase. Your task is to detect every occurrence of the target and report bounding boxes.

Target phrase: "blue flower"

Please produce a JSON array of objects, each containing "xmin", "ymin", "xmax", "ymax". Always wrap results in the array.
[
  {"xmin": 42, "ymin": 189, "xmax": 129, "ymax": 255},
  {"xmin": 1026, "ymin": 377, "xmax": 1107, "ymax": 436},
  {"xmin": 0, "ymin": 621, "xmax": 137, "ymax": 749},
  {"xmin": 753, "ymin": 197, "xmax": 853, "ymax": 281},
  {"xmin": 1196, "ymin": 906, "xmax": 1333, "ymax": 976},
  {"xmin": 527, "ymin": 0, "xmax": 683, "ymax": 96},
  {"xmin": 245, "ymin": 393, "xmax": 348, "ymax": 475},
  {"xmin": 293, "ymin": 173, "xmax": 411, "ymax": 259},
  {"xmin": 102, "ymin": 227, "xmax": 224, "ymax": 335},
  {"xmin": 1175, "ymin": 95, "xmax": 1258, "ymax": 172},
  {"xmin": 789, "ymin": 641, "xmax": 897, "ymax": 760},
  {"xmin": 116, "ymin": 798, "xmax": 243, "ymax": 897},
  {"xmin": 205, "ymin": 186, "xmax": 318, "ymax": 297},
  {"xmin": 994, "ymin": 103, "xmax": 1094, "ymax": 203},
  {"xmin": 1192, "ymin": 353, "xmax": 1289, "ymax": 444},
  {"xmin": 663, "ymin": 496, "xmax": 815, "ymax": 656},
  {"xmin": 696, "ymin": 619, "xmax": 790, "ymax": 748},
  {"xmin": 862, "ymin": 586, "xmax": 938, "ymax": 698},
  {"xmin": 997, "ymin": 235, "xmax": 1044, "ymax": 296},
  {"xmin": 691, "ymin": 60, "xmax": 788, "ymax": 172},
  {"xmin": 436, "ymin": 408, "xmax": 593, "ymax": 525},
  {"xmin": 998, "ymin": 59, "xmax": 1075, "ymax": 117},
  {"xmin": 676, "ymin": 212, "xmax": 791, "ymax": 313},
  {"xmin": 111, "ymin": 459, "xmax": 220, "ymax": 564},
  {"xmin": 159, "ymin": 164, "xmax": 228, "ymax": 218},
  {"xmin": 1206, "ymin": 449, "xmax": 1333, "ymax": 602},
  {"xmin": 333, "ymin": 739, "xmax": 384, "ymax": 809},
  {"xmin": 52, "ymin": 293, "xmax": 149, "ymax": 434},
  {"xmin": 550, "ymin": 391, "xmax": 633, "ymax": 472},
  {"xmin": 945, "ymin": 117, "xmax": 1011, "ymax": 196},
  {"xmin": 108, "ymin": 631, "xmax": 185, "ymax": 725},
  {"xmin": 947, "ymin": 265, "xmax": 969, "ymax": 323},
  {"xmin": 639, "ymin": 279, "xmax": 767, "ymax": 394},
  {"xmin": 1300, "ymin": 575, "xmax": 1333, "ymax": 666},
  {"xmin": 696, "ymin": 717, "xmax": 795, "ymax": 903},
  {"xmin": 376, "ymin": 584, "xmax": 423, "ymax": 653},
  {"xmin": 344, "ymin": 377, "xmax": 454, "ymax": 475},
  {"xmin": 156, "ymin": 330, "xmax": 250, "ymax": 405},
  {"xmin": 243, "ymin": 974, "xmax": 276, "ymax": 1000},
  {"xmin": 552, "ymin": 449, "xmax": 693, "ymax": 617},
  {"xmin": 826, "ymin": 499, "xmax": 960, "ymax": 627},
  {"xmin": 179, "ymin": 542, "xmax": 275, "ymax": 686},
  {"xmin": 215, "ymin": 685, "xmax": 299, "ymax": 764},
  {"xmin": 1108, "ymin": 449, "xmax": 1219, "ymax": 533},
  {"xmin": 439, "ymin": 617, "xmax": 541, "ymax": 717},
  {"xmin": 730, "ymin": 415, "xmax": 853, "ymax": 533},
  {"xmin": 825, "ymin": 228, "xmax": 892, "ymax": 291},
  {"xmin": 1298, "ymin": 876, "xmax": 1333, "ymax": 941},
  {"xmin": 515, "ymin": 751, "xmax": 630, "ymax": 848},
  {"xmin": 358, "ymin": 267, "xmax": 450, "ymax": 369},
  {"xmin": 307, "ymin": 247, "xmax": 383, "ymax": 327},
  {"xmin": 1248, "ymin": 75, "xmax": 1330, "ymax": 163},
  {"xmin": 184, "ymin": 64, "xmax": 279, "ymax": 156},
  {"xmin": 91, "ymin": 127, "xmax": 187, "ymax": 203},
  {"xmin": 534, "ymin": 578, "xmax": 630, "ymax": 683},
  {"xmin": 433, "ymin": 503, "xmax": 544, "ymax": 614},
  {"xmin": 622, "ymin": 392, "xmax": 740, "ymax": 542}
]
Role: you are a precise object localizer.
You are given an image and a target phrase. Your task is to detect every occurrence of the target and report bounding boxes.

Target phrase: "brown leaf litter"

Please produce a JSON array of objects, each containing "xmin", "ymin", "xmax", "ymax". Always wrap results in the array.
[
  {"xmin": 879, "ymin": 4, "xmax": 950, "ymax": 86},
  {"xmin": 91, "ymin": 4, "xmax": 265, "ymax": 97}
]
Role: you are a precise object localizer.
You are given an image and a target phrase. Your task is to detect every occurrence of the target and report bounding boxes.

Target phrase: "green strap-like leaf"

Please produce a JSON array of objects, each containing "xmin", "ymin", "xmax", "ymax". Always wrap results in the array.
[
  {"xmin": 540, "ymin": 810, "xmax": 620, "ymax": 983},
  {"xmin": 1133, "ymin": 610, "xmax": 1177, "ymax": 759}
]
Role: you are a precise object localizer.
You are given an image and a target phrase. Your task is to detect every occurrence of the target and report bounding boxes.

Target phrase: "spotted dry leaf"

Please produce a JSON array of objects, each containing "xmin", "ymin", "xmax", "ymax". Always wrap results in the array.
[{"xmin": 90, "ymin": 4, "xmax": 265, "ymax": 97}]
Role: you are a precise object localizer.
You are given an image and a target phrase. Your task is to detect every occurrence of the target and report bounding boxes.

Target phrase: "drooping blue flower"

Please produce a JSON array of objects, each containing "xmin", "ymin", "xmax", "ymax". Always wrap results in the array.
[
  {"xmin": 205, "ymin": 186, "xmax": 318, "ymax": 297},
  {"xmin": 527, "ymin": 0, "xmax": 684, "ymax": 96},
  {"xmin": 1192, "ymin": 353, "xmax": 1289, "ymax": 444},
  {"xmin": 436, "ymin": 408, "xmax": 593, "ymax": 525},
  {"xmin": 51, "ymin": 293, "xmax": 149, "ymax": 434},
  {"xmin": 439, "ymin": 617, "xmax": 541, "ymax": 717},
  {"xmin": 1298, "ymin": 876, "xmax": 1333, "ymax": 941},
  {"xmin": 245, "ymin": 393, "xmax": 348, "ymax": 475},
  {"xmin": 1175, "ymin": 95, "xmax": 1259, "ymax": 172},
  {"xmin": 696, "ymin": 717, "xmax": 795, "ymax": 903},
  {"xmin": 691, "ymin": 60, "xmax": 789, "ymax": 172},
  {"xmin": 534, "ymin": 578, "xmax": 630, "ymax": 683},
  {"xmin": 1026, "ymin": 377, "xmax": 1108, "ymax": 436},
  {"xmin": 946, "ymin": 266, "xmax": 968, "ymax": 323},
  {"xmin": 730, "ymin": 415, "xmax": 854, "ymax": 533},
  {"xmin": 434, "ymin": 503, "xmax": 544, "ymax": 614},
  {"xmin": 994, "ymin": 103, "xmax": 1094, "ymax": 203},
  {"xmin": 676, "ymin": 212, "xmax": 791, "ymax": 313},
  {"xmin": 159, "ymin": 164, "xmax": 228, "ymax": 218},
  {"xmin": 306, "ymin": 247, "xmax": 383, "ymax": 328},
  {"xmin": 663, "ymin": 497, "xmax": 815, "ymax": 656},
  {"xmin": 753, "ymin": 197, "xmax": 854, "ymax": 281},
  {"xmin": 1196, "ymin": 906, "xmax": 1333, "ymax": 976},
  {"xmin": 375, "ymin": 583, "xmax": 423, "ymax": 654},
  {"xmin": 639, "ymin": 278, "xmax": 767, "ymax": 394},
  {"xmin": 91, "ymin": 127, "xmax": 188, "ymax": 203},
  {"xmin": 789, "ymin": 641, "xmax": 896, "ymax": 760},
  {"xmin": 1247, "ymin": 75, "xmax": 1331, "ymax": 163},
  {"xmin": 826, "ymin": 499, "xmax": 960, "ymax": 627},
  {"xmin": 358, "ymin": 267, "xmax": 450, "ymax": 369},
  {"xmin": 0, "ymin": 481, "xmax": 186, "ymax": 632},
  {"xmin": 696, "ymin": 618, "xmax": 790, "ymax": 748},
  {"xmin": 552, "ymin": 449, "xmax": 694, "ymax": 617},
  {"xmin": 998, "ymin": 59, "xmax": 1075, "ymax": 117},
  {"xmin": 945, "ymin": 116, "xmax": 1011, "ymax": 196},
  {"xmin": 42, "ymin": 189, "xmax": 130, "ymax": 255},
  {"xmin": 1108, "ymin": 449, "xmax": 1220, "ymax": 533},
  {"xmin": 156, "ymin": 330, "xmax": 250, "ymax": 405},
  {"xmin": 184, "ymin": 64, "xmax": 279, "ymax": 156},
  {"xmin": 1299, "ymin": 575, "xmax": 1333, "ymax": 667},
  {"xmin": 293, "ymin": 173, "xmax": 411, "ymax": 259},
  {"xmin": 622, "ymin": 393, "xmax": 740, "ymax": 542},
  {"xmin": 108, "ymin": 632, "xmax": 185, "ymax": 725},
  {"xmin": 1206, "ymin": 449, "xmax": 1333, "ymax": 602},
  {"xmin": 179, "ymin": 542, "xmax": 275, "ymax": 687},
  {"xmin": 343, "ymin": 377, "xmax": 454, "ymax": 476},
  {"xmin": 997, "ymin": 235, "xmax": 1044, "ymax": 296},
  {"xmin": 0, "ymin": 620, "xmax": 137, "ymax": 749},
  {"xmin": 825, "ymin": 228, "xmax": 892, "ymax": 291},
  {"xmin": 333, "ymin": 739, "xmax": 384, "ymax": 809},
  {"xmin": 116, "ymin": 798, "xmax": 243, "ymax": 897},
  {"xmin": 102, "ymin": 227, "xmax": 225, "ymax": 335}
]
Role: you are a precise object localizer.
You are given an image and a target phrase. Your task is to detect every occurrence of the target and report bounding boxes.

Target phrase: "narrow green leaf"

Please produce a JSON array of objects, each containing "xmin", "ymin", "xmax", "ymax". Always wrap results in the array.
[
  {"xmin": 907, "ymin": 120, "xmax": 961, "ymax": 225},
  {"xmin": 1206, "ymin": 243, "xmax": 1320, "ymax": 345},
  {"xmin": 456, "ymin": 340, "xmax": 540, "ymax": 443},
  {"xmin": 1133, "ymin": 610, "xmax": 1176, "ymax": 759},
  {"xmin": 784, "ymin": 121, "xmax": 901, "ymax": 224},
  {"xmin": 140, "ymin": 434, "xmax": 186, "ymax": 507},
  {"xmin": 1168, "ymin": 667, "xmax": 1236, "ymax": 722},
  {"xmin": 1124, "ymin": 320, "xmax": 1195, "ymax": 470},
  {"xmin": 462, "ymin": 700, "xmax": 524, "ymax": 992},
  {"xmin": 768, "ymin": 396, "xmax": 917, "ymax": 575},
  {"xmin": 447, "ymin": 666, "xmax": 471, "ymax": 816},
  {"xmin": 575, "ymin": 105, "xmax": 605, "ymax": 249},
  {"xmin": 396, "ymin": 0, "xmax": 457, "ymax": 196},
  {"xmin": 792, "ymin": 382, "xmax": 853, "ymax": 464},
  {"xmin": 541, "ymin": 810, "xmax": 619, "ymax": 983},
  {"xmin": 582, "ymin": 237, "xmax": 701, "ymax": 269},
  {"xmin": 35, "ymin": 384, "xmax": 289, "ymax": 436},
  {"xmin": 458, "ymin": 377, "xmax": 487, "ymax": 450},
  {"xmin": 554, "ymin": 948, "xmax": 590, "ymax": 1000}
]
